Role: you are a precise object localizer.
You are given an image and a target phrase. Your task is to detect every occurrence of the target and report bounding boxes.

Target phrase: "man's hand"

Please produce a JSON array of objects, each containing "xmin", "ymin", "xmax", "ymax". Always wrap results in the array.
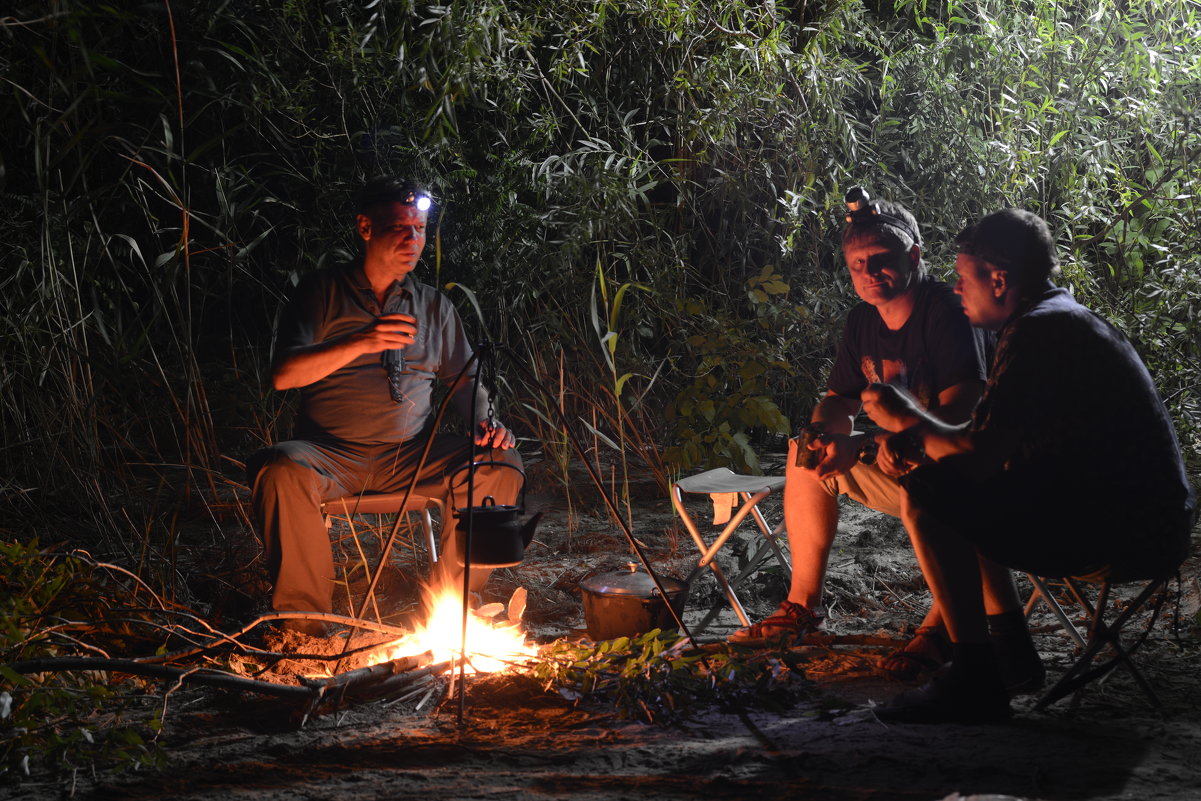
[
  {"xmin": 873, "ymin": 430, "xmax": 929, "ymax": 477},
  {"xmin": 872, "ymin": 431, "xmax": 906, "ymax": 477},
  {"xmin": 789, "ymin": 431, "xmax": 860, "ymax": 481},
  {"xmin": 861, "ymin": 383, "xmax": 924, "ymax": 433},
  {"xmin": 272, "ymin": 313, "xmax": 419, "ymax": 390},
  {"xmin": 475, "ymin": 420, "xmax": 516, "ymax": 450},
  {"xmin": 864, "ymin": 383, "xmax": 979, "ymax": 466},
  {"xmin": 353, "ymin": 312, "xmax": 418, "ymax": 355}
]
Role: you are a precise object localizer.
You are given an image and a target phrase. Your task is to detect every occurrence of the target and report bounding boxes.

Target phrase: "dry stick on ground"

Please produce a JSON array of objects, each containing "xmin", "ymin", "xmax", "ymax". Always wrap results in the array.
[
  {"xmin": 6, "ymin": 657, "xmax": 314, "ymax": 700},
  {"xmin": 19, "ymin": 614, "xmax": 410, "ymax": 668},
  {"xmin": 6, "ymin": 653, "xmax": 452, "ymax": 726}
]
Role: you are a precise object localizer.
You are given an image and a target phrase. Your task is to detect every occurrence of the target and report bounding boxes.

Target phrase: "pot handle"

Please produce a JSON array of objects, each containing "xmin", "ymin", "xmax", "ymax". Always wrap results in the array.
[{"xmin": 449, "ymin": 460, "xmax": 526, "ymax": 509}]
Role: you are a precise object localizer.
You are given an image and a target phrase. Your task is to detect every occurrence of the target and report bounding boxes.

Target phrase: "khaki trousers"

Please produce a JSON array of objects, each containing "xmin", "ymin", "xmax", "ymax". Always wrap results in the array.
[{"xmin": 248, "ymin": 431, "xmax": 523, "ymax": 614}]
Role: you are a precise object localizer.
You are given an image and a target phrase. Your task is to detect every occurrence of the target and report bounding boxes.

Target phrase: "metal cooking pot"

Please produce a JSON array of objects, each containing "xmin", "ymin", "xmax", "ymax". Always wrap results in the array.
[{"xmin": 579, "ymin": 563, "xmax": 689, "ymax": 641}]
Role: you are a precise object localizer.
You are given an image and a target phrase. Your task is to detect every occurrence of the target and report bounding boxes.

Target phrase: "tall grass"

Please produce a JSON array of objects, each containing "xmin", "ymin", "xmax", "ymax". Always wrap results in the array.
[{"xmin": 2, "ymin": 0, "xmax": 1198, "ymax": 577}]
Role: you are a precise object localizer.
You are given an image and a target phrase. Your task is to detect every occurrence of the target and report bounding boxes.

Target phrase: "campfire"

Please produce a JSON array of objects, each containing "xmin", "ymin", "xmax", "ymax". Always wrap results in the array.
[{"xmin": 367, "ymin": 585, "xmax": 537, "ymax": 675}]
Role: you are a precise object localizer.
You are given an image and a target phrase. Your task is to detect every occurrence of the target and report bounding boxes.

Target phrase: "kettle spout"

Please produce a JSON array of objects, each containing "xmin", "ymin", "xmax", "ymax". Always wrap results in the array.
[{"xmin": 520, "ymin": 510, "xmax": 543, "ymax": 547}]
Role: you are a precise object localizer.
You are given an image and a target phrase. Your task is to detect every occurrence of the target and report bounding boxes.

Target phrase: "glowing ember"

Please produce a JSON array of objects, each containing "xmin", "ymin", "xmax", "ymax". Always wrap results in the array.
[{"xmin": 372, "ymin": 587, "xmax": 537, "ymax": 674}]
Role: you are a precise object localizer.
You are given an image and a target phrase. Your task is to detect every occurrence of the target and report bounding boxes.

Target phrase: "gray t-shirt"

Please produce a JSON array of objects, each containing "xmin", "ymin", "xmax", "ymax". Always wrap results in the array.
[{"xmin": 276, "ymin": 262, "xmax": 477, "ymax": 444}]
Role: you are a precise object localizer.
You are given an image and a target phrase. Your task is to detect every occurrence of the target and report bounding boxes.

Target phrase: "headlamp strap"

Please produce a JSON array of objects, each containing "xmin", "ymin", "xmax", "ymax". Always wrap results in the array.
[{"xmin": 844, "ymin": 186, "xmax": 920, "ymax": 245}]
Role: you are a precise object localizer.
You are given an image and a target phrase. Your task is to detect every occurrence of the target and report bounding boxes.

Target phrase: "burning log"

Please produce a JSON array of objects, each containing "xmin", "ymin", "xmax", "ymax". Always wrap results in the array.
[
  {"xmin": 298, "ymin": 650, "xmax": 453, "ymax": 721},
  {"xmin": 310, "ymin": 651, "xmax": 435, "ymax": 690},
  {"xmin": 6, "ymin": 586, "xmax": 538, "ymax": 729}
]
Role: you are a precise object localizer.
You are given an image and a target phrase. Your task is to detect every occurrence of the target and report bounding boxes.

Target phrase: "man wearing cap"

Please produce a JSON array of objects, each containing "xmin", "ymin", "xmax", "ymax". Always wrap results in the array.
[
  {"xmin": 731, "ymin": 190, "xmax": 1017, "ymax": 680},
  {"xmin": 862, "ymin": 208, "xmax": 1195, "ymax": 722},
  {"xmin": 247, "ymin": 176, "xmax": 522, "ymax": 635}
]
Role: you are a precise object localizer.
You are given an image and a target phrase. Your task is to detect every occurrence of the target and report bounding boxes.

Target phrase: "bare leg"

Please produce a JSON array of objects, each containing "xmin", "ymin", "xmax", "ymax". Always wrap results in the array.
[
  {"xmin": 899, "ymin": 517, "xmax": 1021, "ymax": 627},
  {"xmin": 885, "ymin": 560, "xmax": 1017, "ymax": 624},
  {"xmin": 903, "ymin": 500, "xmax": 988, "ymax": 644},
  {"xmin": 874, "ymin": 475, "xmax": 1014, "ymax": 722},
  {"xmin": 783, "ymin": 438, "xmax": 840, "ymax": 610},
  {"xmin": 881, "ymin": 500, "xmax": 1020, "ymax": 679},
  {"xmin": 979, "ymin": 554, "xmax": 1020, "ymax": 614}
]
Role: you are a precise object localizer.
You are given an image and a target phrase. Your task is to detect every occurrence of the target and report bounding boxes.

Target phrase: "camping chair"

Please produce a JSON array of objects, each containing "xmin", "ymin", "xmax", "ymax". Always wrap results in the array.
[
  {"xmin": 670, "ymin": 468, "xmax": 791, "ymax": 636},
  {"xmin": 1024, "ymin": 570, "xmax": 1176, "ymax": 710},
  {"xmin": 321, "ymin": 491, "xmax": 446, "ymax": 576}
]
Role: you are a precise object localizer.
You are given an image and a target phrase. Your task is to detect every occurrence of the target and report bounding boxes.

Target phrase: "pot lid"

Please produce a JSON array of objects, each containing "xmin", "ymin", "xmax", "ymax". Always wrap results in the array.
[{"xmin": 580, "ymin": 563, "xmax": 686, "ymax": 597}]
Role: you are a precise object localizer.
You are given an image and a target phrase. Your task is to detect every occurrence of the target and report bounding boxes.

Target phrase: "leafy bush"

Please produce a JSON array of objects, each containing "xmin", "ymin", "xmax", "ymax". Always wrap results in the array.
[
  {"xmin": 528, "ymin": 629, "xmax": 807, "ymax": 722},
  {"xmin": 0, "ymin": 540, "xmax": 165, "ymax": 785},
  {"xmin": 2, "ymin": 0, "xmax": 1197, "ymax": 562}
]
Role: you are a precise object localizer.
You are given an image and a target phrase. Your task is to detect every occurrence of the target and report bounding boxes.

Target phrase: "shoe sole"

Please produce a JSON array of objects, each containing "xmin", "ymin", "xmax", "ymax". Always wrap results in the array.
[
  {"xmin": 1005, "ymin": 672, "xmax": 1047, "ymax": 696},
  {"xmin": 875, "ymin": 704, "xmax": 1013, "ymax": 725}
]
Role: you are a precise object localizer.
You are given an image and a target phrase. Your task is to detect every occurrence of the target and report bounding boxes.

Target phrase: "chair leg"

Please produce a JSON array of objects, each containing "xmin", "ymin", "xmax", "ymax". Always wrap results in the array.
[
  {"xmin": 670, "ymin": 479, "xmax": 790, "ymax": 637},
  {"xmin": 1035, "ymin": 579, "xmax": 1166, "ymax": 710},
  {"xmin": 706, "ymin": 558, "xmax": 752, "ymax": 628},
  {"xmin": 677, "ymin": 559, "xmax": 752, "ymax": 637},
  {"xmin": 744, "ymin": 494, "xmax": 792, "ymax": 579},
  {"xmin": 1025, "ymin": 574, "xmax": 1087, "ymax": 648},
  {"xmin": 672, "ymin": 486, "xmax": 762, "ymax": 630},
  {"xmin": 421, "ymin": 508, "xmax": 438, "ymax": 570}
]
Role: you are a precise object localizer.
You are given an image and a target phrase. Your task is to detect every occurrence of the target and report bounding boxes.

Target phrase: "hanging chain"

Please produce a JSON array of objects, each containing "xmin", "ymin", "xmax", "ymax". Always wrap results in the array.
[{"xmin": 480, "ymin": 343, "xmax": 498, "ymax": 430}]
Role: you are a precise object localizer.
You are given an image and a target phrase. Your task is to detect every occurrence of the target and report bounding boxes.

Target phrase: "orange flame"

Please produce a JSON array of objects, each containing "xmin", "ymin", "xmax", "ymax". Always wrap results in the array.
[{"xmin": 372, "ymin": 586, "xmax": 536, "ymax": 674}]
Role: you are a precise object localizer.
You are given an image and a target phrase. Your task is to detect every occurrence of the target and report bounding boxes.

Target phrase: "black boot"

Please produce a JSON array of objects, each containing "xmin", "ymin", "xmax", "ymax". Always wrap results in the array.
[
  {"xmin": 989, "ymin": 610, "xmax": 1046, "ymax": 695},
  {"xmin": 873, "ymin": 642, "xmax": 1012, "ymax": 724}
]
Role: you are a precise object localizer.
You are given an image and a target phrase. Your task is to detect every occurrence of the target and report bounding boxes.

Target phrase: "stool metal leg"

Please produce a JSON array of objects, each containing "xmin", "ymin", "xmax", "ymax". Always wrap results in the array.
[
  {"xmin": 1025, "ymin": 574, "xmax": 1087, "ymax": 648},
  {"xmin": 1035, "ymin": 579, "xmax": 1165, "ymax": 710},
  {"xmin": 671, "ymin": 478, "xmax": 793, "ymax": 635},
  {"xmin": 743, "ymin": 493, "xmax": 792, "ymax": 579},
  {"xmin": 672, "ymin": 485, "xmax": 758, "ymax": 630}
]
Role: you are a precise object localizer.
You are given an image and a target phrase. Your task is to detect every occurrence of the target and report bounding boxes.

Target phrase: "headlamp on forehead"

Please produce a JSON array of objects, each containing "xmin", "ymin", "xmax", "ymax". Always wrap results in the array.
[
  {"xmin": 844, "ymin": 185, "xmax": 919, "ymax": 245},
  {"xmin": 403, "ymin": 191, "xmax": 432, "ymax": 212}
]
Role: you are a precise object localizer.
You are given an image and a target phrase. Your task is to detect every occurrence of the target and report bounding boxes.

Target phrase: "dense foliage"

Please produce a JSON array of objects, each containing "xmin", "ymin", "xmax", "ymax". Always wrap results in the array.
[
  {"xmin": 3, "ymin": 0, "xmax": 1201, "ymax": 786},
  {"xmin": 3, "ymin": 0, "xmax": 1198, "ymax": 569},
  {"xmin": 0, "ymin": 541, "xmax": 166, "ymax": 782}
]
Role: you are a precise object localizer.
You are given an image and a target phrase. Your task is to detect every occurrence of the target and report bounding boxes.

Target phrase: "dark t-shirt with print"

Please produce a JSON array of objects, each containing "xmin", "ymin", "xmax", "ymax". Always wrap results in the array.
[{"xmin": 827, "ymin": 275, "xmax": 989, "ymax": 412}]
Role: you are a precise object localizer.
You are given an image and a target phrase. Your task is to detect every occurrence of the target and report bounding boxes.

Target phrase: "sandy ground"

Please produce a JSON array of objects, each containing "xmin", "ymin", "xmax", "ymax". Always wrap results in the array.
[{"xmin": 10, "ymin": 464, "xmax": 1201, "ymax": 801}]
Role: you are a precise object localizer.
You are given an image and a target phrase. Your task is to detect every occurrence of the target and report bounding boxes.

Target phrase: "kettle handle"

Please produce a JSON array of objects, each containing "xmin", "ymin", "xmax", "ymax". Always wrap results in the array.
[{"xmin": 449, "ymin": 460, "xmax": 527, "ymax": 509}]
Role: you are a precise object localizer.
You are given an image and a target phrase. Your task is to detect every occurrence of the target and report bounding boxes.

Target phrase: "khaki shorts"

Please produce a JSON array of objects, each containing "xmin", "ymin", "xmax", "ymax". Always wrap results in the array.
[{"xmin": 820, "ymin": 460, "xmax": 903, "ymax": 518}]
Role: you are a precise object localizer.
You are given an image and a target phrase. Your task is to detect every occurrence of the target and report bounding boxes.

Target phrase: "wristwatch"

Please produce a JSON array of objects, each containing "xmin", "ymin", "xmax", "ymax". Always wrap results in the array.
[{"xmin": 892, "ymin": 427, "xmax": 927, "ymax": 466}]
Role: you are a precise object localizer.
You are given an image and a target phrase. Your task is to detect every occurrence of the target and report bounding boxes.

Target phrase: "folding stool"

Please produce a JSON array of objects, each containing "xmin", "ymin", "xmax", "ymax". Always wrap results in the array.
[
  {"xmin": 670, "ymin": 467, "xmax": 791, "ymax": 635},
  {"xmin": 1025, "ymin": 571, "xmax": 1174, "ymax": 710},
  {"xmin": 321, "ymin": 491, "xmax": 446, "ymax": 575}
]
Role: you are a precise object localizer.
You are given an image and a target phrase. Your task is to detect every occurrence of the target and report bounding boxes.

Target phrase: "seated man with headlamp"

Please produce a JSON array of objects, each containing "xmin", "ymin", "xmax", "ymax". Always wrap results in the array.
[
  {"xmin": 247, "ymin": 176, "xmax": 522, "ymax": 635},
  {"xmin": 732, "ymin": 188, "xmax": 1036, "ymax": 689},
  {"xmin": 862, "ymin": 208, "xmax": 1195, "ymax": 722}
]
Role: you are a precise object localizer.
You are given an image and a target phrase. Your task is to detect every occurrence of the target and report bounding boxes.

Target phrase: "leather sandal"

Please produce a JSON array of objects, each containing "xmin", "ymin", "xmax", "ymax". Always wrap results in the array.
[
  {"xmin": 729, "ymin": 600, "xmax": 825, "ymax": 644},
  {"xmin": 878, "ymin": 625, "xmax": 952, "ymax": 681}
]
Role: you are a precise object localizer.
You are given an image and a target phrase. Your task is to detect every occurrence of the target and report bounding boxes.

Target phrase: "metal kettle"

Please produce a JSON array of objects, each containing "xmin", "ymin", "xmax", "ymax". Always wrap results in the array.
[{"xmin": 452, "ymin": 461, "xmax": 541, "ymax": 568}]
